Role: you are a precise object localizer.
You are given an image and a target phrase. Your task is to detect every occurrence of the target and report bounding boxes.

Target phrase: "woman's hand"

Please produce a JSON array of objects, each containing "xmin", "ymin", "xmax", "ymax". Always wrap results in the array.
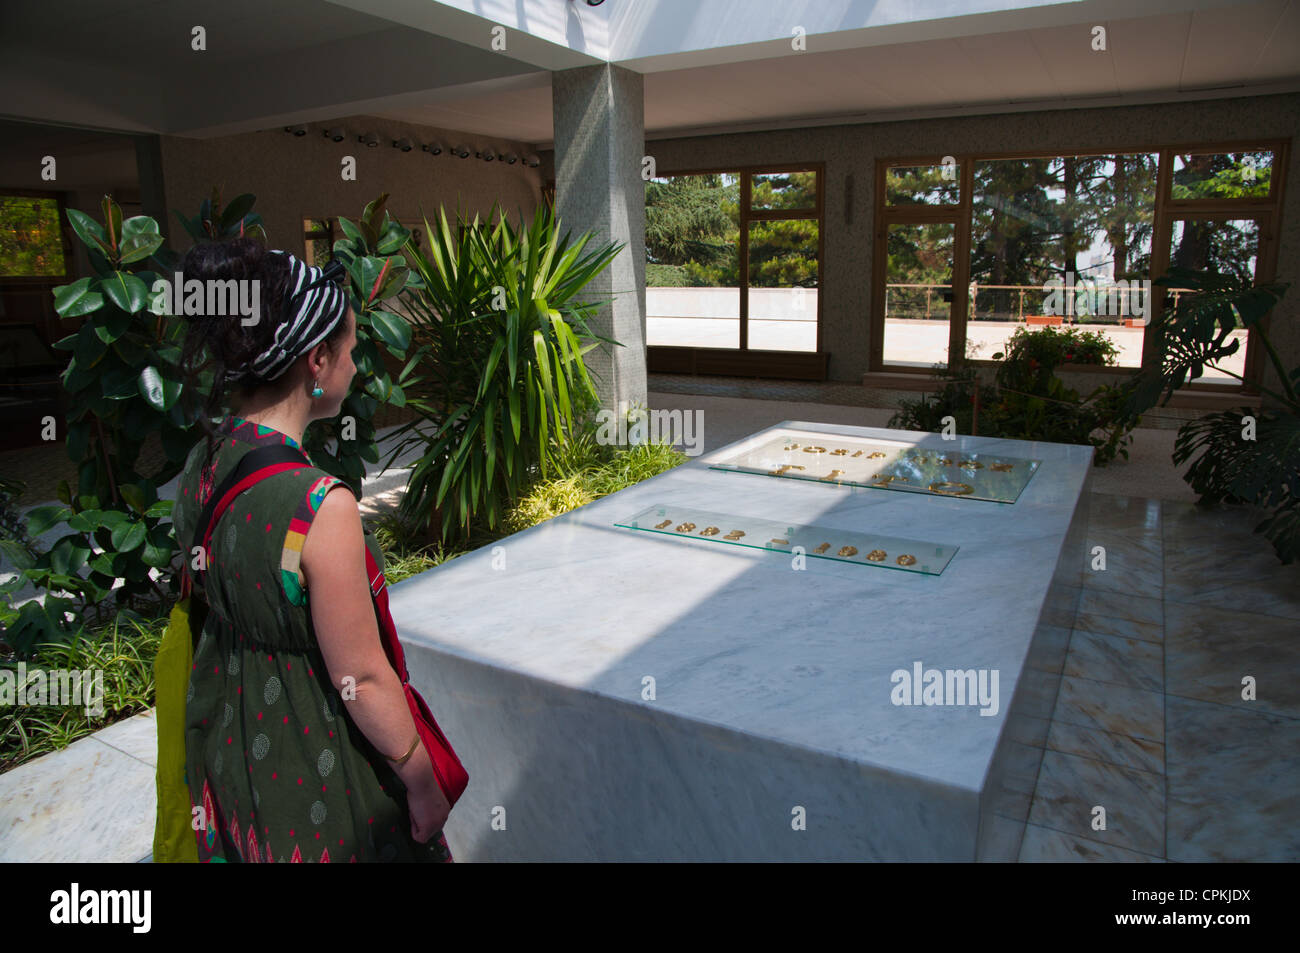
[{"xmin": 399, "ymin": 745, "xmax": 452, "ymax": 841}]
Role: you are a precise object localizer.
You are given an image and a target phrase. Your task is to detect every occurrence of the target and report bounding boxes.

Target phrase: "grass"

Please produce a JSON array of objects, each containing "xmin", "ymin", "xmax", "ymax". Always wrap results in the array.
[
  {"xmin": 0, "ymin": 614, "xmax": 164, "ymax": 773},
  {"xmin": 374, "ymin": 432, "xmax": 688, "ymax": 581}
]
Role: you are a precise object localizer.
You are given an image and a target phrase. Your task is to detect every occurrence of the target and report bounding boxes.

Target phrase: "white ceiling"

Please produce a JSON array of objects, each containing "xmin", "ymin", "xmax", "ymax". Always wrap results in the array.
[
  {"xmin": 1, "ymin": 0, "xmax": 1296, "ymax": 148},
  {"xmin": 377, "ymin": 1, "xmax": 1300, "ymax": 146}
]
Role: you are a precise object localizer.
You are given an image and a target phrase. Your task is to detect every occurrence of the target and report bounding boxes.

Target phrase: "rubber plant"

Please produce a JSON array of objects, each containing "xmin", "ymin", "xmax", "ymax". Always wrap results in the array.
[
  {"xmin": 1123, "ymin": 265, "xmax": 1297, "ymax": 563},
  {"xmin": 298, "ymin": 192, "xmax": 419, "ymax": 499}
]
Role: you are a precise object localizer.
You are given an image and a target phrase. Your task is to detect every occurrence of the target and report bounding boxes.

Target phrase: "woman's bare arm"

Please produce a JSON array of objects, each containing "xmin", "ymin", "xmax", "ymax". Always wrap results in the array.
[{"xmin": 301, "ymin": 486, "xmax": 438, "ymax": 795}]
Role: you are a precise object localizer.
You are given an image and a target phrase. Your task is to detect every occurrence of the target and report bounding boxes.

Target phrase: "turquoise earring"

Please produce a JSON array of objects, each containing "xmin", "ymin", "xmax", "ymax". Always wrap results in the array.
[{"xmin": 311, "ymin": 379, "xmax": 324, "ymax": 398}]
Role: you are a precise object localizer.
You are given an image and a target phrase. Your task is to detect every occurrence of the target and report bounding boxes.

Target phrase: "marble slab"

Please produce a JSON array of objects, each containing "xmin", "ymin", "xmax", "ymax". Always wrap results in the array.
[{"xmin": 388, "ymin": 421, "xmax": 1093, "ymax": 861}]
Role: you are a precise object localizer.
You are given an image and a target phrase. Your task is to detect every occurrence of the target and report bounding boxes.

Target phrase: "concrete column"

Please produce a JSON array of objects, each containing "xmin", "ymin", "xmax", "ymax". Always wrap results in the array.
[{"xmin": 551, "ymin": 63, "xmax": 646, "ymax": 418}]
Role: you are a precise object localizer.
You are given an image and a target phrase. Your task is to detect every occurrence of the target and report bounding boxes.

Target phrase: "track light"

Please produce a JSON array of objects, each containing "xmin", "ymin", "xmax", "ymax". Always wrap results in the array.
[
  {"xmin": 452, "ymin": 144, "xmax": 470, "ymax": 158},
  {"xmin": 284, "ymin": 124, "xmax": 308, "ymax": 136},
  {"xmin": 393, "ymin": 137, "xmax": 413, "ymax": 152},
  {"xmin": 524, "ymin": 154, "xmax": 541, "ymax": 167},
  {"xmin": 503, "ymin": 152, "xmax": 518, "ymax": 164},
  {"xmin": 358, "ymin": 131, "xmax": 380, "ymax": 147},
  {"xmin": 423, "ymin": 141, "xmax": 444, "ymax": 155},
  {"xmin": 323, "ymin": 127, "xmax": 345, "ymax": 142}
]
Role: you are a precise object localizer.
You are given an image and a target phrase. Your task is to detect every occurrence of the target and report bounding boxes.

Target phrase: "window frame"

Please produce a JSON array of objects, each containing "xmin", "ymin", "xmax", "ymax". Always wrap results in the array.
[
  {"xmin": 871, "ymin": 138, "xmax": 1289, "ymax": 394},
  {"xmin": 645, "ymin": 162, "xmax": 826, "ymax": 373}
]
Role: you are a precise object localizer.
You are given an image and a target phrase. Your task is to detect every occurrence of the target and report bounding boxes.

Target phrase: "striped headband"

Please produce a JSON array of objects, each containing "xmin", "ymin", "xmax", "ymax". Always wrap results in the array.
[{"xmin": 228, "ymin": 253, "xmax": 348, "ymax": 383}]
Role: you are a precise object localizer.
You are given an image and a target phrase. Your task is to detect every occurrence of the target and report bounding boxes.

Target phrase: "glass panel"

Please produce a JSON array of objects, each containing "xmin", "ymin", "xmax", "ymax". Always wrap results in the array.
[
  {"xmin": 750, "ymin": 171, "xmax": 817, "ymax": 211},
  {"xmin": 0, "ymin": 195, "xmax": 66, "ymax": 277},
  {"xmin": 969, "ymin": 154, "xmax": 1157, "ymax": 367},
  {"xmin": 615, "ymin": 502, "xmax": 958, "ymax": 575},
  {"xmin": 710, "ymin": 432, "xmax": 1040, "ymax": 504},
  {"xmin": 747, "ymin": 219, "xmax": 818, "ymax": 352},
  {"xmin": 1172, "ymin": 151, "xmax": 1274, "ymax": 200},
  {"xmin": 1168, "ymin": 217, "xmax": 1260, "ymax": 383},
  {"xmin": 883, "ymin": 221, "xmax": 954, "ymax": 367},
  {"xmin": 645, "ymin": 173, "xmax": 741, "ymax": 347},
  {"xmin": 885, "ymin": 163, "xmax": 961, "ymax": 206}
]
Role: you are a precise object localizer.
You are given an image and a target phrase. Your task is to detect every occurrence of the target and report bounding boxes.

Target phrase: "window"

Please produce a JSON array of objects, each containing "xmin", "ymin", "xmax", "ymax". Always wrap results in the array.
[
  {"xmin": 645, "ymin": 166, "xmax": 822, "ymax": 353},
  {"xmin": 303, "ymin": 218, "xmax": 336, "ymax": 267},
  {"xmin": 967, "ymin": 153, "xmax": 1157, "ymax": 368},
  {"xmin": 1, "ymin": 194, "xmax": 67, "ymax": 278},
  {"xmin": 874, "ymin": 142, "xmax": 1286, "ymax": 390}
]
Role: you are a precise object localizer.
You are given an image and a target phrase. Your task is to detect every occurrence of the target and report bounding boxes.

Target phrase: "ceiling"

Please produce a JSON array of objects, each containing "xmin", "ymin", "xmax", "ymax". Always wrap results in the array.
[
  {"xmin": 1, "ymin": 0, "xmax": 1296, "ymax": 148},
  {"xmin": 380, "ymin": 1, "xmax": 1300, "ymax": 145}
]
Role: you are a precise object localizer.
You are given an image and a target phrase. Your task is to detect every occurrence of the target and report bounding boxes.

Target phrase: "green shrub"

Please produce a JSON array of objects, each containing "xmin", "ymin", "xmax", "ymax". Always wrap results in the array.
[
  {"xmin": 0, "ymin": 615, "xmax": 162, "ymax": 773},
  {"xmin": 891, "ymin": 326, "xmax": 1139, "ymax": 465}
]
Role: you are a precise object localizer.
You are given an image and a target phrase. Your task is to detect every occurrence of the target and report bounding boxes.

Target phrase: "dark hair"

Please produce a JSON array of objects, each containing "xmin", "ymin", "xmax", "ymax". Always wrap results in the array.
[{"xmin": 178, "ymin": 237, "xmax": 349, "ymax": 474}]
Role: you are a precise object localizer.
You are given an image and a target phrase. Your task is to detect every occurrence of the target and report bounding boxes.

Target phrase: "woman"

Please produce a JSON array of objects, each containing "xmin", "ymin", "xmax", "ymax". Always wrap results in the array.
[{"xmin": 171, "ymin": 237, "xmax": 453, "ymax": 862}]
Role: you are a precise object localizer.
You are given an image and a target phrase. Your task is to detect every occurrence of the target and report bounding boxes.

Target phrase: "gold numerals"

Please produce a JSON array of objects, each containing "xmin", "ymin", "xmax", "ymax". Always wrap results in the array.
[
  {"xmin": 866, "ymin": 549, "xmax": 887, "ymax": 562},
  {"xmin": 675, "ymin": 522, "xmax": 697, "ymax": 533},
  {"xmin": 771, "ymin": 464, "xmax": 806, "ymax": 476},
  {"xmin": 655, "ymin": 519, "xmax": 672, "ymax": 529},
  {"xmin": 838, "ymin": 545, "xmax": 858, "ymax": 557},
  {"xmin": 990, "ymin": 462, "xmax": 1014, "ymax": 472},
  {"xmin": 928, "ymin": 481, "xmax": 974, "ymax": 496},
  {"xmin": 700, "ymin": 526, "xmax": 721, "ymax": 536},
  {"xmin": 802, "ymin": 446, "xmax": 827, "ymax": 454},
  {"xmin": 896, "ymin": 554, "xmax": 917, "ymax": 566},
  {"xmin": 723, "ymin": 529, "xmax": 745, "ymax": 541}
]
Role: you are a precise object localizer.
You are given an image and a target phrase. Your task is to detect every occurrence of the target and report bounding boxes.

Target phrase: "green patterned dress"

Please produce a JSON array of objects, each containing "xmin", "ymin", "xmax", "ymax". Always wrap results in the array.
[{"xmin": 170, "ymin": 414, "xmax": 453, "ymax": 863}]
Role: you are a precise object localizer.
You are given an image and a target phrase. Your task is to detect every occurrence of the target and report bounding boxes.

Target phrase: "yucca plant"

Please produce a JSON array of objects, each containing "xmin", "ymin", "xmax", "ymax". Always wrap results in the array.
[{"xmin": 383, "ymin": 203, "xmax": 624, "ymax": 543}]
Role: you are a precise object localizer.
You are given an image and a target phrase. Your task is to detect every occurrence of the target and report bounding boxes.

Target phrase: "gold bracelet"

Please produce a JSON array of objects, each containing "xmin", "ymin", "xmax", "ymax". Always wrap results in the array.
[{"xmin": 388, "ymin": 735, "xmax": 421, "ymax": 765}]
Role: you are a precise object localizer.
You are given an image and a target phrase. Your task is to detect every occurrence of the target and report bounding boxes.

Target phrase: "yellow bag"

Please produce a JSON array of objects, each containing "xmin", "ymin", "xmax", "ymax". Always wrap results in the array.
[{"xmin": 152, "ymin": 596, "xmax": 201, "ymax": 863}]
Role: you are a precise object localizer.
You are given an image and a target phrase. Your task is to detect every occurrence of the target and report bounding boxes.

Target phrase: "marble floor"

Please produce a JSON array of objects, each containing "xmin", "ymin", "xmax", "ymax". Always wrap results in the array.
[{"xmin": 1, "ymin": 490, "xmax": 1295, "ymax": 862}]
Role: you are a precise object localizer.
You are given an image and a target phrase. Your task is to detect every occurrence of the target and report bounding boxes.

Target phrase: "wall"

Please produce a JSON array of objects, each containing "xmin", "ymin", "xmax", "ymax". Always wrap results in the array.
[
  {"xmin": 548, "ymin": 92, "xmax": 1300, "ymax": 395},
  {"xmin": 161, "ymin": 115, "xmax": 545, "ymax": 257}
]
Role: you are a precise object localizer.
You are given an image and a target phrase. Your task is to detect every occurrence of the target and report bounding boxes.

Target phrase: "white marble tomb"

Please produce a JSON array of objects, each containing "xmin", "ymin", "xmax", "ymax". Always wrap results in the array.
[{"xmin": 387, "ymin": 421, "xmax": 1092, "ymax": 861}]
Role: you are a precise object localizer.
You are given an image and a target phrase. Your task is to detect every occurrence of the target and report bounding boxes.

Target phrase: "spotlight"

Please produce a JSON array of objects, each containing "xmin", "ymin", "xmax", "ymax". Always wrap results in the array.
[
  {"xmin": 481, "ymin": 150, "xmax": 495, "ymax": 162},
  {"xmin": 358, "ymin": 131, "xmax": 380, "ymax": 147},
  {"xmin": 393, "ymin": 137, "xmax": 413, "ymax": 152},
  {"xmin": 284, "ymin": 124, "xmax": 308, "ymax": 136},
  {"xmin": 503, "ymin": 152, "xmax": 518, "ymax": 164},
  {"xmin": 423, "ymin": 142, "xmax": 444, "ymax": 155},
  {"xmin": 452, "ymin": 144, "xmax": 470, "ymax": 158},
  {"xmin": 524, "ymin": 154, "xmax": 541, "ymax": 167},
  {"xmin": 323, "ymin": 127, "xmax": 346, "ymax": 142}
]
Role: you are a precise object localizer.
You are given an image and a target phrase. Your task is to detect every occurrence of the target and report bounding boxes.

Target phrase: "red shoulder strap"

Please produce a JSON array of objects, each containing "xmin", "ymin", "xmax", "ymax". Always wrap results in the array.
[
  {"xmin": 363, "ymin": 546, "xmax": 409, "ymax": 683},
  {"xmin": 182, "ymin": 448, "xmax": 311, "ymax": 599}
]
